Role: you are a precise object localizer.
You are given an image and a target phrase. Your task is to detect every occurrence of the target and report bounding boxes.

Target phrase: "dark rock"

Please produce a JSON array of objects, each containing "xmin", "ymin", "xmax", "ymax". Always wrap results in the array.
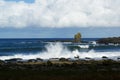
[
  {"xmin": 74, "ymin": 32, "xmax": 82, "ymax": 43},
  {"xmin": 5, "ymin": 58, "xmax": 23, "ymax": 63},
  {"xmin": 97, "ymin": 37, "xmax": 120, "ymax": 44},
  {"xmin": 36, "ymin": 58, "xmax": 43, "ymax": 62},
  {"xmin": 59, "ymin": 58, "xmax": 68, "ymax": 61},
  {"xmin": 28, "ymin": 59, "xmax": 37, "ymax": 62}
]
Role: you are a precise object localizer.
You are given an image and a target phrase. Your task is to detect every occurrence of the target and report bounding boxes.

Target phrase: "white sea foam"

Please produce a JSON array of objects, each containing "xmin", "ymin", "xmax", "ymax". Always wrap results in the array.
[{"xmin": 0, "ymin": 42, "xmax": 120, "ymax": 60}]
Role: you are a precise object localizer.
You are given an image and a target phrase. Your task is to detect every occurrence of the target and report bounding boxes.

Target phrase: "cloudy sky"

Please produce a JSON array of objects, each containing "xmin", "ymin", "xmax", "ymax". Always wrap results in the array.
[{"xmin": 0, "ymin": 0, "xmax": 120, "ymax": 38}]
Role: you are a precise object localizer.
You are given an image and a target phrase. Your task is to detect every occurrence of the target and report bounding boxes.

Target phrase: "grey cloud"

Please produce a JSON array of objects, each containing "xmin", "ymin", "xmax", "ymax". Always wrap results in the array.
[{"xmin": 0, "ymin": 0, "xmax": 120, "ymax": 28}]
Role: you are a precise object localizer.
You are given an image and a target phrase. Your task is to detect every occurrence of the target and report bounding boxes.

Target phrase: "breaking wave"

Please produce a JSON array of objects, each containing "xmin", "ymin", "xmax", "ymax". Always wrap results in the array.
[{"xmin": 0, "ymin": 42, "xmax": 120, "ymax": 60}]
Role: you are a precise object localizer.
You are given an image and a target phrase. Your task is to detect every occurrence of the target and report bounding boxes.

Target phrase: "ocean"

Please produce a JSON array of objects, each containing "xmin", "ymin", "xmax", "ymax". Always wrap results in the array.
[{"xmin": 0, "ymin": 38, "xmax": 120, "ymax": 60}]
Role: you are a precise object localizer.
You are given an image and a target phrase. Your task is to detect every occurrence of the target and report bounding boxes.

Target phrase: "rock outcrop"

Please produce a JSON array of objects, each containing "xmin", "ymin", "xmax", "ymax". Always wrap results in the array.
[{"xmin": 74, "ymin": 32, "xmax": 82, "ymax": 43}]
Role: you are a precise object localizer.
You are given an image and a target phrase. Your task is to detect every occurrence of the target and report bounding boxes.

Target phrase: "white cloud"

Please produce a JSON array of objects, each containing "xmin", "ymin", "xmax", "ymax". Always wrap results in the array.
[{"xmin": 0, "ymin": 0, "xmax": 120, "ymax": 28}]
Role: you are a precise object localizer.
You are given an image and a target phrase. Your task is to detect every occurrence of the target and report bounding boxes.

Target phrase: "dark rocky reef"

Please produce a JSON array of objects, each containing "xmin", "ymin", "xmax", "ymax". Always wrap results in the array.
[
  {"xmin": 1, "ymin": 58, "xmax": 120, "ymax": 80},
  {"xmin": 97, "ymin": 37, "xmax": 120, "ymax": 44},
  {"xmin": 1, "ymin": 57, "xmax": 120, "ymax": 80}
]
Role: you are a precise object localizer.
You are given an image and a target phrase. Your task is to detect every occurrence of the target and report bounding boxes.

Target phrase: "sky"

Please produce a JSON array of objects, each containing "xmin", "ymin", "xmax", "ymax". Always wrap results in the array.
[{"xmin": 0, "ymin": 0, "xmax": 120, "ymax": 38}]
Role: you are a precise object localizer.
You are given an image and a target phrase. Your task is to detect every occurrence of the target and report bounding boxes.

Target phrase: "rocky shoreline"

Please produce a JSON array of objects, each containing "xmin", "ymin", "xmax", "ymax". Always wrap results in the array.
[
  {"xmin": 1, "ymin": 56, "xmax": 120, "ymax": 71},
  {"xmin": 1, "ymin": 57, "xmax": 120, "ymax": 80}
]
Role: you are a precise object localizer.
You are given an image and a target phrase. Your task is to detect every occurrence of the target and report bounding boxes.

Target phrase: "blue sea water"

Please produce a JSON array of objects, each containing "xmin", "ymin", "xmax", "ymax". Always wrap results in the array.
[{"xmin": 0, "ymin": 38, "xmax": 120, "ymax": 60}]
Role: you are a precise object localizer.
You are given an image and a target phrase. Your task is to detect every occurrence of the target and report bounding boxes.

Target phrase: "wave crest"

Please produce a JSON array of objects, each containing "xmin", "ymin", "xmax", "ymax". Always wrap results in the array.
[{"xmin": 0, "ymin": 42, "xmax": 120, "ymax": 60}]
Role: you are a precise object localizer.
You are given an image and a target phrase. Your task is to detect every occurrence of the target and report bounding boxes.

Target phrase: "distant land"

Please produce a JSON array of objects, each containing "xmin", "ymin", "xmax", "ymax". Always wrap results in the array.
[{"xmin": 97, "ymin": 37, "xmax": 120, "ymax": 44}]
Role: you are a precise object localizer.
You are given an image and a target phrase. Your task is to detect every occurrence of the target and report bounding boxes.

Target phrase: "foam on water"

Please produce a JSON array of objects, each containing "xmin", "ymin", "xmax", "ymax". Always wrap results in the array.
[{"xmin": 0, "ymin": 42, "xmax": 120, "ymax": 60}]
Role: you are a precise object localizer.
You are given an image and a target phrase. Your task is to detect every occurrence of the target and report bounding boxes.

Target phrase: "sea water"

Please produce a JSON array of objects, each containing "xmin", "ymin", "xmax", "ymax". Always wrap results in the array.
[{"xmin": 0, "ymin": 38, "xmax": 120, "ymax": 60}]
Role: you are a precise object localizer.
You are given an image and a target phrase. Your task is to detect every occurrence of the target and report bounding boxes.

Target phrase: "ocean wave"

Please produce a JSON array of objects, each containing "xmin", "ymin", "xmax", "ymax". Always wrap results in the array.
[{"xmin": 0, "ymin": 42, "xmax": 120, "ymax": 60}]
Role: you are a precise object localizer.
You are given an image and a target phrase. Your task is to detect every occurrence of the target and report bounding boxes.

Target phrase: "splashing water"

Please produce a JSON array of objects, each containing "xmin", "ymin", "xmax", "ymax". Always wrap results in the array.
[{"xmin": 0, "ymin": 42, "xmax": 120, "ymax": 60}]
